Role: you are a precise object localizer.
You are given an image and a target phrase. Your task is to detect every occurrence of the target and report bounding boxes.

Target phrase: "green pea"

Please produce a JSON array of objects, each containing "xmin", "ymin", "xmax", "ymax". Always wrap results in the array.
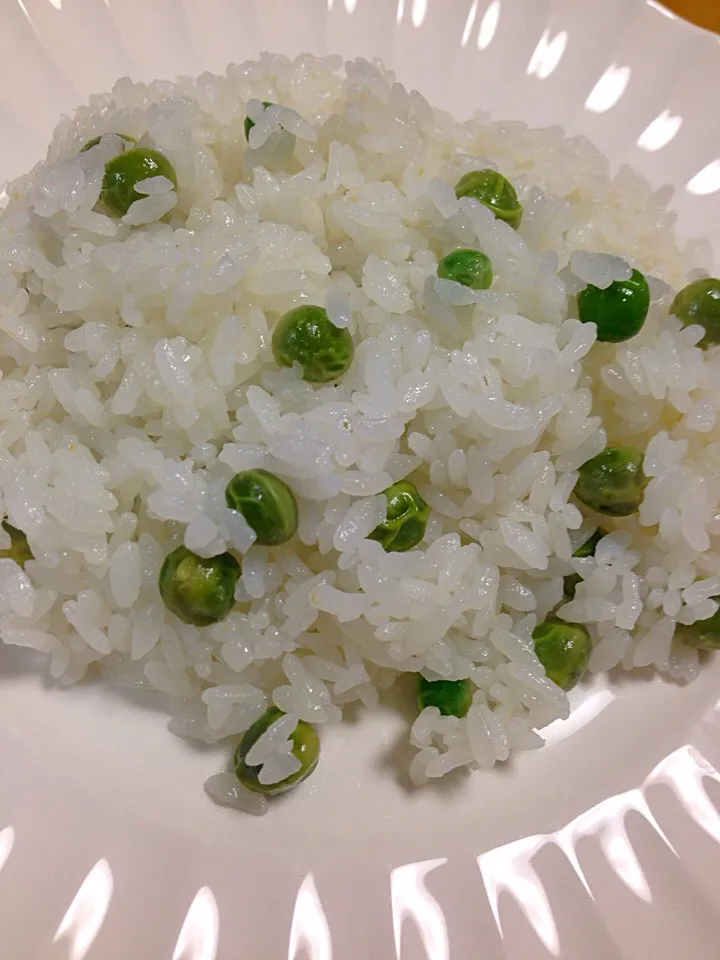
[
  {"xmin": 158, "ymin": 545, "xmax": 240, "ymax": 627},
  {"xmin": 574, "ymin": 446, "xmax": 648, "ymax": 517},
  {"xmin": 670, "ymin": 278, "xmax": 720, "ymax": 348},
  {"xmin": 533, "ymin": 617, "xmax": 591, "ymax": 691},
  {"xmin": 563, "ymin": 528, "xmax": 607, "ymax": 601},
  {"xmin": 0, "ymin": 520, "xmax": 32, "ymax": 567},
  {"xmin": 272, "ymin": 305, "xmax": 354, "ymax": 383},
  {"xmin": 100, "ymin": 147, "xmax": 177, "ymax": 217},
  {"xmin": 577, "ymin": 269, "xmax": 650, "ymax": 343},
  {"xmin": 368, "ymin": 480, "xmax": 429, "ymax": 553},
  {"xmin": 562, "ymin": 571, "xmax": 582, "ymax": 603},
  {"xmin": 225, "ymin": 468, "xmax": 298, "ymax": 546},
  {"xmin": 244, "ymin": 101, "xmax": 274, "ymax": 141},
  {"xmin": 417, "ymin": 676, "xmax": 471, "ymax": 718},
  {"xmin": 234, "ymin": 707, "xmax": 320, "ymax": 795},
  {"xmin": 454, "ymin": 169, "xmax": 523, "ymax": 229},
  {"xmin": 437, "ymin": 248, "xmax": 493, "ymax": 290},
  {"xmin": 676, "ymin": 601, "xmax": 720, "ymax": 651},
  {"xmin": 80, "ymin": 133, "xmax": 136, "ymax": 152}
]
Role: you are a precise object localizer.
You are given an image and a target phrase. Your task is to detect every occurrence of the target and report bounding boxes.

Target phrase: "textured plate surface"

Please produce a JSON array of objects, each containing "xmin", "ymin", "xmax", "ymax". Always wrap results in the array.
[{"xmin": 1, "ymin": 1, "xmax": 720, "ymax": 958}]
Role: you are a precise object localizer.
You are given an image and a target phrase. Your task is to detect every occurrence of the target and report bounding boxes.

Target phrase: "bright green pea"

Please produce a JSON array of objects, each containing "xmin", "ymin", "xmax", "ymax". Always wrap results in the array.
[
  {"xmin": 563, "ymin": 528, "xmax": 607, "ymax": 601},
  {"xmin": 676, "ymin": 600, "xmax": 720, "ymax": 651},
  {"xmin": 272, "ymin": 305, "xmax": 354, "ymax": 383},
  {"xmin": 574, "ymin": 446, "xmax": 648, "ymax": 517},
  {"xmin": 234, "ymin": 707, "xmax": 320, "ymax": 796},
  {"xmin": 437, "ymin": 248, "xmax": 493, "ymax": 290},
  {"xmin": 100, "ymin": 147, "xmax": 177, "ymax": 217},
  {"xmin": 0, "ymin": 520, "xmax": 32, "ymax": 567},
  {"xmin": 577, "ymin": 269, "xmax": 650, "ymax": 343},
  {"xmin": 670, "ymin": 278, "xmax": 720, "ymax": 348},
  {"xmin": 368, "ymin": 480, "xmax": 429, "ymax": 553},
  {"xmin": 158, "ymin": 545, "xmax": 240, "ymax": 627},
  {"xmin": 454, "ymin": 169, "xmax": 523, "ymax": 229},
  {"xmin": 244, "ymin": 101, "xmax": 274, "ymax": 141},
  {"xmin": 417, "ymin": 675, "xmax": 471, "ymax": 718},
  {"xmin": 225, "ymin": 468, "xmax": 298, "ymax": 546},
  {"xmin": 80, "ymin": 133, "xmax": 136, "ymax": 152},
  {"xmin": 533, "ymin": 617, "xmax": 591, "ymax": 691}
]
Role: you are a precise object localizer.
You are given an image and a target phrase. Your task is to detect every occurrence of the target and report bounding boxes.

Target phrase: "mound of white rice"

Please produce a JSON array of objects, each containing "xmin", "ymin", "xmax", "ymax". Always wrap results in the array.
[{"xmin": 0, "ymin": 53, "xmax": 717, "ymax": 814}]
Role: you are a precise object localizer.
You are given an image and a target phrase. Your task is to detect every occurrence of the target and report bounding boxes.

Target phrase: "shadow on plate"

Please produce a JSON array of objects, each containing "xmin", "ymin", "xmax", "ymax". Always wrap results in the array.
[
  {"xmin": 608, "ymin": 663, "xmax": 670, "ymax": 687},
  {"xmin": 0, "ymin": 644, "xmax": 52, "ymax": 684}
]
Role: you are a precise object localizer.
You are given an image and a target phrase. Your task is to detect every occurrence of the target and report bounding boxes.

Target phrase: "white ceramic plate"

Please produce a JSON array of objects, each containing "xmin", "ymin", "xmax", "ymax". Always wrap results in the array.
[{"xmin": 1, "ymin": 1, "xmax": 720, "ymax": 957}]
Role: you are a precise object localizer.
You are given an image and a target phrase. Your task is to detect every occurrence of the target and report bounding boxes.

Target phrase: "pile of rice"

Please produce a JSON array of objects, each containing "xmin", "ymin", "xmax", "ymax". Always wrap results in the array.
[{"xmin": 0, "ymin": 53, "xmax": 717, "ymax": 814}]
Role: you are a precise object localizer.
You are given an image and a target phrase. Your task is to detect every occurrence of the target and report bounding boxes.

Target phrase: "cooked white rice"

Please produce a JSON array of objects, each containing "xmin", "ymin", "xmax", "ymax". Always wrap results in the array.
[{"xmin": 0, "ymin": 53, "xmax": 717, "ymax": 814}]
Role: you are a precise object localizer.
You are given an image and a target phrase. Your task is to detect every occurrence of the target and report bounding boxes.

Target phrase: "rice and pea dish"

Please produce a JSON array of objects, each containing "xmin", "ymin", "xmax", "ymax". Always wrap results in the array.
[{"xmin": 1, "ymin": 53, "xmax": 719, "ymax": 815}]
